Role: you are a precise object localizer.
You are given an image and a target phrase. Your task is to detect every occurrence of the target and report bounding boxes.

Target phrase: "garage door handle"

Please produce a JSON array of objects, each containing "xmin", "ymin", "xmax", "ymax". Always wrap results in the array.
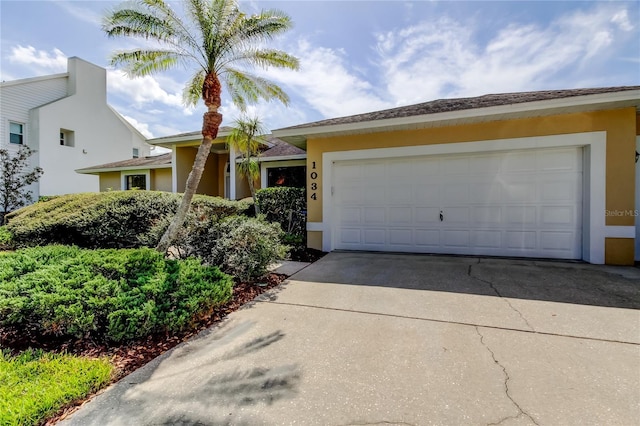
[{"xmin": 440, "ymin": 211, "xmax": 444, "ymax": 222}]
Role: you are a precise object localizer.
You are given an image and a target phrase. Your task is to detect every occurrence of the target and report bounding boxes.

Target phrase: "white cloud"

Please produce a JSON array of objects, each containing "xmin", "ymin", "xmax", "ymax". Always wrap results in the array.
[
  {"xmin": 266, "ymin": 39, "xmax": 392, "ymax": 118},
  {"xmin": 107, "ymin": 69, "xmax": 194, "ymax": 114},
  {"xmin": 122, "ymin": 115, "xmax": 154, "ymax": 139},
  {"xmin": 52, "ymin": 1, "xmax": 102, "ymax": 26},
  {"xmin": 8, "ymin": 45, "xmax": 67, "ymax": 73},
  {"xmin": 375, "ymin": 6, "xmax": 637, "ymax": 103}
]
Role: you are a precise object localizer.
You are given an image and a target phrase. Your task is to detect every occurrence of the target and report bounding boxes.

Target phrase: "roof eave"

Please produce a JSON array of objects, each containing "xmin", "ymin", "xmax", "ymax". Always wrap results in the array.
[
  {"xmin": 147, "ymin": 129, "xmax": 232, "ymax": 148},
  {"xmin": 273, "ymin": 90, "xmax": 640, "ymax": 146},
  {"xmin": 76, "ymin": 164, "xmax": 172, "ymax": 174}
]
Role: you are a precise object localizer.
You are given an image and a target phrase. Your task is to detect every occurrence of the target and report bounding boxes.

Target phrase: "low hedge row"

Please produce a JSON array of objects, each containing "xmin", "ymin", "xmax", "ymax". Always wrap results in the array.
[
  {"xmin": 5, "ymin": 191, "xmax": 249, "ymax": 249},
  {"xmin": 0, "ymin": 246, "xmax": 233, "ymax": 343}
]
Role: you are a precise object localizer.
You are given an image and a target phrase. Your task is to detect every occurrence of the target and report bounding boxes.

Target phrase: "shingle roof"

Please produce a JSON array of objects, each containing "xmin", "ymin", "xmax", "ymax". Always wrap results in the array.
[
  {"xmin": 77, "ymin": 153, "xmax": 172, "ymax": 172},
  {"xmin": 260, "ymin": 136, "xmax": 306, "ymax": 157},
  {"xmin": 278, "ymin": 86, "xmax": 640, "ymax": 131}
]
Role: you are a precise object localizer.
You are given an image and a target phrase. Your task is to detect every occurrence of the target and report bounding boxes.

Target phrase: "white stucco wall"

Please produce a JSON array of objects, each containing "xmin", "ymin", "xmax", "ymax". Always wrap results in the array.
[{"xmin": 21, "ymin": 58, "xmax": 146, "ymax": 197}]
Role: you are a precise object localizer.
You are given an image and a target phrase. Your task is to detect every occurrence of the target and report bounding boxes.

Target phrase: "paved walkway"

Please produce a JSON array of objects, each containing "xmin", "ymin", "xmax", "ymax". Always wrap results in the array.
[{"xmin": 61, "ymin": 252, "xmax": 640, "ymax": 425}]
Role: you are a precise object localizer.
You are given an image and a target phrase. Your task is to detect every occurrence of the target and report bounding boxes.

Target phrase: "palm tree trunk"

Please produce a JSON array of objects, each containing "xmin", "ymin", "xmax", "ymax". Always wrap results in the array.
[{"xmin": 156, "ymin": 73, "xmax": 222, "ymax": 253}]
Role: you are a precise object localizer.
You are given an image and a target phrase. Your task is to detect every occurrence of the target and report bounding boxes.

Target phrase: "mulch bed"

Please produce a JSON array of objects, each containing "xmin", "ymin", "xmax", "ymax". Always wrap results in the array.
[{"xmin": 1, "ymin": 273, "xmax": 288, "ymax": 425}]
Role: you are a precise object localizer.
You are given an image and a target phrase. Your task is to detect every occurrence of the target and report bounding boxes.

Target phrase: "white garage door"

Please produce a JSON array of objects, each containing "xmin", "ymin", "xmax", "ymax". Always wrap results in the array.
[{"xmin": 332, "ymin": 147, "xmax": 583, "ymax": 259}]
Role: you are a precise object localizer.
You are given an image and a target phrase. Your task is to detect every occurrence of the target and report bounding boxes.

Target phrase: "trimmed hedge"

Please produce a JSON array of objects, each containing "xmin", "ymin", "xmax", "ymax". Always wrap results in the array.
[
  {"xmin": 0, "ymin": 226, "xmax": 12, "ymax": 250},
  {"xmin": 0, "ymin": 246, "xmax": 233, "ymax": 343},
  {"xmin": 256, "ymin": 187, "xmax": 306, "ymax": 236},
  {"xmin": 5, "ymin": 191, "xmax": 249, "ymax": 249}
]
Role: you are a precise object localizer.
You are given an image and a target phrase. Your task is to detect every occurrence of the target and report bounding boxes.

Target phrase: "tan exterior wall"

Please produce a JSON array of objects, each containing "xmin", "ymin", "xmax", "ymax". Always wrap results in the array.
[
  {"xmin": 234, "ymin": 165, "xmax": 261, "ymax": 200},
  {"xmin": 175, "ymin": 147, "xmax": 222, "ymax": 196},
  {"xmin": 605, "ymin": 238, "xmax": 634, "ymax": 265},
  {"xmin": 217, "ymin": 155, "xmax": 227, "ymax": 197},
  {"xmin": 305, "ymin": 107, "xmax": 637, "ymax": 264},
  {"xmin": 151, "ymin": 168, "xmax": 172, "ymax": 192},
  {"xmin": 99, "ymin": 172, "xmax": 121, "ymax": 191}
]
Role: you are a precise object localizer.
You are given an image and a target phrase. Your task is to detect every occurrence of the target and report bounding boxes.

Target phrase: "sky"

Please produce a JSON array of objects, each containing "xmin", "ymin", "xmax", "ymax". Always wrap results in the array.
[{"xmin": 1, "ymin": 0, "xmax": 638, "ymax": 142}]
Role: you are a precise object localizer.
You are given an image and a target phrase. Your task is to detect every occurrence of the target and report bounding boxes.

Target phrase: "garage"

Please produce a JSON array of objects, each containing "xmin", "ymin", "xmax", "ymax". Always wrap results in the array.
[{"xmin": 332, "ymin": 147, "xmax": 583, "ymax": 259}]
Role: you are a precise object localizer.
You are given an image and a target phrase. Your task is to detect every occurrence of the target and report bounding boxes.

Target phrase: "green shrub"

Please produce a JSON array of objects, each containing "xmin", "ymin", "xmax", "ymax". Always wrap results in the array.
[
  {"xmin": 175, "ymin": 215, "xmax": 288, "ymax": 281},
  {"xmin": 5, "ymin": 191, "xmax": 249, "ymax": 249},
  {"xmin": 211, "ymin": 216, "xmax": 289, "ymax": 281},
  {"xmin": 0, "ymin": 226, "xmax": 12, "ymax": 250},
  {"xmin": 0, "ymin": 246, "xmax": 233, "ymax": 343},
  {"xmin": 256, "ymin": 187, "xmax": 306, "ymax": 236}
]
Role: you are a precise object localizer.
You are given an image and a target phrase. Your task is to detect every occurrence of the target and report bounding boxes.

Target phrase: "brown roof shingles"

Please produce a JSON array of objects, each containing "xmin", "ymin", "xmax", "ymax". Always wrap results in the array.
[
  {"xmin": 77, "ymin": 153, "xmax": 172, "ymax": 172},
  {"xmin": 278, "ymin": 86, "xmax": 640, "ymax": 131}
]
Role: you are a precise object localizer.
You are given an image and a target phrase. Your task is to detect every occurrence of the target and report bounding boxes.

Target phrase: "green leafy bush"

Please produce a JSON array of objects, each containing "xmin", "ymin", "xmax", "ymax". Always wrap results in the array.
[
  {"xmin": 256, "ymin": 187, "xmax": 306, "ymax": 236},
  {"xmin": 175, "ymin": 215, "xmax": 288, "ymax": 281},
  {"xmin": 5, "ymin": 191, "xmax": 249, "ymax": 249},
  {"xmin": 0, "ymin": 226, "xmax": 12, "ymax": 250},
  {"xmin": 0, "ymin": 246, "xmax": 233, "ymax": 343}
]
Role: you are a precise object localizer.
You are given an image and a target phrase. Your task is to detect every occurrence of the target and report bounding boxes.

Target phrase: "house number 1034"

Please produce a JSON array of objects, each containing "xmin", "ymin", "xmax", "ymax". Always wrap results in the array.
[{"xmin": 310, "ymin": 161, "xmax": 318, "ymax": 200}]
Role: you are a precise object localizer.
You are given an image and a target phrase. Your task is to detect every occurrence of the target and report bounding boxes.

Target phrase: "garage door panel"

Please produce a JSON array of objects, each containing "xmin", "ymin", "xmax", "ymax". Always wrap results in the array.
[
  {"xmin": 505, "ymin": 206, "xmax": 537, "ymax": 225},
  {"xmin": 415, "ymin": 207, "xmax": 440, "ymax": 223},
  {"xmin": 540, "ymin": 231, "xmax": 577, "ymax": 251},
  {"xmin": 364, "ymin": 208, "xmax": 385, "ymax": 224},
  {"xmin": 332, "ymin": 147, "xmax": 582, "ymax": 259},
  {"xmin": 470, "ymin": 183, "xmax": 502, "ymax": 203},
  {"xmin": 506, "ymin": 231, "xmax": 537, "ymax": 249},
  {"xmin": 389, "ymin": 229, "xmax": 413, "ymax": 245},
  {"xmin": 472, "ymin": 230, "xmax": 502, "ymax": 248},
  {"xmin": 415, "ymin": 229, "xmax": 440, "ymax": 246},
  {"xmin": 340, "ymin": 207, "xmax": 362, "ymax": 225},
  {"xmin": 442, "ymin": 183, "xmax": 469, "ymax": 203},
  {"xmin": 472, "ymin": 206, "xmax": 502, "ymax": 225},
  {"xmin": 364, "ymin": 229, "xmax": 386, "ymax": 245},
  {"xmin": 389, "ymin": 207, "xmax": 412, "ymax": 223},
  {"xmin": 442, "ymin": 207, "xmax": 469, "ymax": 224},
  {"xmin": 541, "ymin": 206, "xmax": 576, "ymax": 225},
  {"xmin": 443, "ymin": 230, "xmax": 470, "ymax": 247}
]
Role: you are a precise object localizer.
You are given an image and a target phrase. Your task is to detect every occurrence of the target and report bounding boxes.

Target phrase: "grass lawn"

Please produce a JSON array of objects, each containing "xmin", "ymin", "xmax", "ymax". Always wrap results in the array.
[{"xmin": 0, "ymin": 350, "xmax": 112, "ymax": 425}]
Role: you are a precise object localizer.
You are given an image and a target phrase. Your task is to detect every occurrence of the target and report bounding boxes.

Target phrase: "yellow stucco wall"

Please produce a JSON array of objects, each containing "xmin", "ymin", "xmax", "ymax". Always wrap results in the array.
[
  {"xmin": 175, "ymin": 147, "xmax": 222, "ymax": 196},
  {"xmin": 99, "ymin": 172, "xmax": 121, "ymax": 191},
  {"xmin": 305, "ymin": 107, "xmax": 637, "ymax": 264},
  {"xmin": 218, "ymin": 155, "xmax": 227, "ymax": 197},
  {"xmin": 151, "ymin": 168, "xmax": 172, "ymax": 192}
]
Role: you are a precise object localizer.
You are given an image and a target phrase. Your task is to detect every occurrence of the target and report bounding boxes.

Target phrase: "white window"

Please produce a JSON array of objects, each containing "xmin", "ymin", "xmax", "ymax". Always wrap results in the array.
[
  {"xmin": 132, "ymin": 148, "xmax": 139, "ymax": 158},
  {"xmin": 60, "ymin": 129, "xmax": 74, "ymax": 147},
  {"xmin": 9, "ymin": 122, "xmax": 24, "ymax": 145}
]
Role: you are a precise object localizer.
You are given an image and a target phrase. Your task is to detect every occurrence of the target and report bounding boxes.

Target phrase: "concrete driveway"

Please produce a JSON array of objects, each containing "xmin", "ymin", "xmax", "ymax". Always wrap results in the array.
[{"xmin": 62, "ymin": 252, "xmax": 640, "ymax": 426}]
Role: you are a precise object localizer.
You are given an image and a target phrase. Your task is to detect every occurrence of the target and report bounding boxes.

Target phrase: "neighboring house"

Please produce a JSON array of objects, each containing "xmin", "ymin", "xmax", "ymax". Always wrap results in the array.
[
  {"xmin": 78, "ymin": 129, "xmax": 306, "ymax": 198},
  {"xmin": 0, "ymin": 57, "xmax": 149, "ymax": 200},
  {"xmin": 273, "ymin": 86, "xmax": 640, "ymax": 266},
  {"xmin": 76, "ymin": 153, "xmax": 172, "ymax": 191}
]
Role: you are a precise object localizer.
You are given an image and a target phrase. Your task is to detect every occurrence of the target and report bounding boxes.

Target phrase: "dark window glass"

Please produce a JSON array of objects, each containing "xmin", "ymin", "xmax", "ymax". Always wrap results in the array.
[
  {"xmin": 126, "ymin": 174, "xmax": 146, "ymax": 190},
  {"xmin": 9, "ymin": 122, "xmax": 23, "ymax": 145},
  {"xmin": 267, "ymin": 166, "xmax": 306, "ymax": 188}
]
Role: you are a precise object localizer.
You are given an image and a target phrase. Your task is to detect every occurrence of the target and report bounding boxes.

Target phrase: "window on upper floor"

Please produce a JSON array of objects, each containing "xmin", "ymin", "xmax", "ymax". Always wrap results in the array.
[
  {"xmin": 60, "ymin": 129, "xmax": 75, "ymax": 147},
  {"xmin": 133, "ymin": 148, "xmax": 139, "ymax": 158},
  {"xmin": 9, "ymin": 122, "xmax": 24, "ymax": 145}
]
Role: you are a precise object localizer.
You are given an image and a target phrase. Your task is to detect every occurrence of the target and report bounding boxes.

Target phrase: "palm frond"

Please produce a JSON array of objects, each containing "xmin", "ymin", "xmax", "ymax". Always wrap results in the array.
[
  {"xmin": 109, "ymin": 50, "xmax": 184, "ymax": 77},
  {"xmin": 223, "ymin": 68, "xmax": 290, "ymax": 110},
  {"xmin": 224, "ymin": 48, "xmax": 299, "ymax": 71},
  {"xmin": 182, "ymin": 70, "xmax": 205, "ymax": 107}
]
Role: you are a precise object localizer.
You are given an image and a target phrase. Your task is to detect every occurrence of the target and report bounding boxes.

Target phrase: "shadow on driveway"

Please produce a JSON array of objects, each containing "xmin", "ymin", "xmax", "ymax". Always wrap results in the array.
[{"xmin": 291, "ymin": 251, "xmax": 640, "ymax": 309}]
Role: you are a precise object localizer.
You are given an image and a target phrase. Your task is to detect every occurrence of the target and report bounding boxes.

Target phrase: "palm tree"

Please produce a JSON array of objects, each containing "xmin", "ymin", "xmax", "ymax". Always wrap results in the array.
[
  {"xmin": 227, "ymin": 116, "xmax": 265, "ymax": 215},
  {"xmin": 103, "ymin": 0, "xmax": 299, "ymax": 253}
]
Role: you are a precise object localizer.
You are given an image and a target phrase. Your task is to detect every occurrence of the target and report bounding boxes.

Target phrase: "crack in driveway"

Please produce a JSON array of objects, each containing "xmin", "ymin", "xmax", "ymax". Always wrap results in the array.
[
  {"xmin": 475, "ymin": 327, "xmax": 539, "ymax": 426},
  {"xmin": 468, "ymin": 263, "xmax": 536, "ymax": 332}
]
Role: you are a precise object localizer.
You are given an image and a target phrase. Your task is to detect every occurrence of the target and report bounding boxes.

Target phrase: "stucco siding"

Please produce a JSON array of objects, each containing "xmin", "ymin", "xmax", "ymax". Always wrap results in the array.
[
  {"xmin": 305, "ymin": 107, "xmax": 636, "ymax": 264},
  {"xmin": 99, "ymin": 172, "xmax": 121, "ymax": 191},
  {"xmin": 152, "ymin": 168, "xmax": 172, "ymax": 192}
]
